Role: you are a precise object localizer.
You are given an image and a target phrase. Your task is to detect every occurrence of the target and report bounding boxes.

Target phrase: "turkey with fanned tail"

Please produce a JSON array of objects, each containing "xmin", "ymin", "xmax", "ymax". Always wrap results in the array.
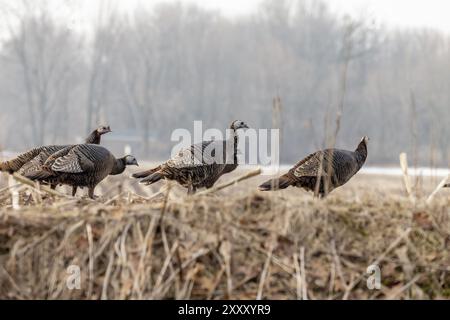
[
  {"xmin": 25, "ymin": 144, "xmax": 138, "ymax": 199},
  {"xmin": 259, "ymin": 136, "xmax": 369, "ymax": 197},
  {"xmin": 133, "ymin": 120, "xmax": 249, "ymax": 194}
]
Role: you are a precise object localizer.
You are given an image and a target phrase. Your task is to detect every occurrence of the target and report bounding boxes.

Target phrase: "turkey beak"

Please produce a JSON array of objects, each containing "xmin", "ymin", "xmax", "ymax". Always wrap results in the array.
[{"xmin": 134, "ymin": 160, "xmax": 139, "ymax": 167}]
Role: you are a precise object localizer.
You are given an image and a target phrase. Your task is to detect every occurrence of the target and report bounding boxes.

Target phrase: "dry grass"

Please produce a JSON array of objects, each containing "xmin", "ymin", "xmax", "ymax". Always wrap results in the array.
[{"xmin": 0, "ymin": 171, "xmax": 449, "ymax": 300}]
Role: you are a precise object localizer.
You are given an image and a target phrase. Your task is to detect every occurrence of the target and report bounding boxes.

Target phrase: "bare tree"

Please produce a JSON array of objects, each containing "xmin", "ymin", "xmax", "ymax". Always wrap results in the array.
[
  {"xmin": 1, "ymin": 1, "xmax": 82, "ymax": 145},
  {"xmin": 85, "ymin": 2, "xmax": 121, "ymax": 134},
  {"xmin": 0, "ymin": 0, "xmax": 448, "ymax": 167},
  {"xmin": 117, "ymin": 6, "xmax": 167, "ymax": 155}
]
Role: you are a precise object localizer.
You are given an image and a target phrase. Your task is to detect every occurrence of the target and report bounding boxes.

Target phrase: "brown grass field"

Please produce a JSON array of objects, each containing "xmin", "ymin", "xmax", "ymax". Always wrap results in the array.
[{"xmin": 0, "ymin": 169, "xmax": 449, "ymax": 300}]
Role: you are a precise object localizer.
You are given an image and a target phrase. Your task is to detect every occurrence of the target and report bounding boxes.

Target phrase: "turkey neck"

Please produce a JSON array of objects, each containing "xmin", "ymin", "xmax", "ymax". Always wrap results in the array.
[
  {"xmin": 226, "ymin": 127, "xmax": 239, "ymax": 165},
  {"xmin": 85, "ymin": 130, "xmax": 101, "ymax": 144},
  {"xmin": 354, "ymin": 141, "xmax": 368, "ymax": 167},
  {"xmin": 111, "ymin": 158, "xmax": 127, "ymax": 175}
]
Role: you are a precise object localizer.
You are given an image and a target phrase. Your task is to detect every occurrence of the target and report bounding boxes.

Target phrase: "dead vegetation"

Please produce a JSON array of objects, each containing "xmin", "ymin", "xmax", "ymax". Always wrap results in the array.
[{"xmin": 0, "ymin": 172, "xmax": 449, "ymax": 300}]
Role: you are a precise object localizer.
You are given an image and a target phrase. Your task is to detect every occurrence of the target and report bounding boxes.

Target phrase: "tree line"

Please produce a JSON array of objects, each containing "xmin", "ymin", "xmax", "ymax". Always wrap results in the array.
[{"xmin": 0, "ymin": 0, "xmax": 449, "ymax": 167}]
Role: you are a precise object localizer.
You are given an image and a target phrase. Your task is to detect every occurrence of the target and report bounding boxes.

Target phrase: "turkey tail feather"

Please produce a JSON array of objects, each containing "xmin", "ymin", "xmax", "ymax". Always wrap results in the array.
[
  {"xmin": 140, "ymin": 171, "xmax": 164, "ymax": 185},
  {"xmin": 259, "ymin": 175, "xmax": 292, "ymax": 191},
  {"xmin": 25, "ymin": 169, "xmax": 53, "ymax": 181},
  {"xmin": 132, "ymin": 166, "xmax": 161, "ymax": 179},
  {"xmin": 0, "ymin": 162, "xmax": 11, "ymax": 173},
  {"xmin": 0, "ymin": 148, "xmax": 42, "ymax": 173}
]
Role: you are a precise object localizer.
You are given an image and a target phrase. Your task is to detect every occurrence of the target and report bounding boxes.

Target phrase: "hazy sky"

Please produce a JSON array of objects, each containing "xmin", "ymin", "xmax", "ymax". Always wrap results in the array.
[
  {"xmin": 159, "ymin": 0, "xmax": 450, "ymax": 32},
  {"xmin": 73, "ymin": 0, "xmax": 450, "ymax": 32},
  {"xmin": 2, "ymin": 0, "xmax": 450, "ymax": 36}
]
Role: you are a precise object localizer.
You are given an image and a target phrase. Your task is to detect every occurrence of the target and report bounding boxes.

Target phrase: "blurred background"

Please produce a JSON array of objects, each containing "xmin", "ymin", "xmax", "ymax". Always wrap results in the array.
[{"xmin": 0, "ymin": 0, "xmax": 449, "ymax": 167}]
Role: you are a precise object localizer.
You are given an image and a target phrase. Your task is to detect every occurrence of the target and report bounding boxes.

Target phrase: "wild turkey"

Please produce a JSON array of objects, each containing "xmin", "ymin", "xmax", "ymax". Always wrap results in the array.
[
  {"xmin": 0, "ymin": 125, "xmax": 111, "ymax": 175},
  {"xmin": 0, "ymin": 125, "xmax": 111, "ymax": 194},
  {"xmin": 84, "ymin": 125, "xmax": 111, "ymax": 144},
  {"xmin": 133, "ymin": 120, "xmax": 249, "ymax": 194},
  {"xmin": 26, "ymin": 144, "xmax": 138, "ymax": 199},
  {"xmin": 259, "ymin": 136, "xmax": 369, "ymax": 197}
]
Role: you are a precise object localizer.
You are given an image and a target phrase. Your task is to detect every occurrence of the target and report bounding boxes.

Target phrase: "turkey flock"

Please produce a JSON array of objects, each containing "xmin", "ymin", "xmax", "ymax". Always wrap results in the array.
[{"xmin": 0, "ymin": 121, "xmax": 373, "ymax": 199}]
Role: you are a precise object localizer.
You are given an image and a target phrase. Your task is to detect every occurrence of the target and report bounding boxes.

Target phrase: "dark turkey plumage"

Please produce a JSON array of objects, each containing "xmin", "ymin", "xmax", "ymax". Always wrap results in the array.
[
  {"xmin": 26, "ymin": 144, "xmax": 138, "ymax": 199},
  {"xmin": 259, "ymin": 136, "xmax": 368, "ymax": 197},
  {"xmin": 0, "ymin": 126, "xmax": 112, "ymax": 196},
  {"xmin": 0, "ymin": 125, "xmax": 111, "ymax": 176},
  {"xmin": 133, "ymin": 120, "xmax": 249, "ymax": 194},
  {"xmin": 0, "ymin": 145, "xmax": 63, "ymax": 175}
]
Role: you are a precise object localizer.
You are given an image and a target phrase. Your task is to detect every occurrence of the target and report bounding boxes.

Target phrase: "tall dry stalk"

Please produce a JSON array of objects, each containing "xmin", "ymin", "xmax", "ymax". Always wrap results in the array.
[
  {"xmin": 270, "ymin": 96, "xmax": 283, "ymax": 190},
  {"xmin": 409, "ymin": 91, "xmax": 420, "ymax": 195},
  {"xmin": 399, "ymin": 153, "xmax": 416, "ymax": 204},
  {"xmin": 272, "ymin": 95, "xmax": 283, "ymax": 146}
]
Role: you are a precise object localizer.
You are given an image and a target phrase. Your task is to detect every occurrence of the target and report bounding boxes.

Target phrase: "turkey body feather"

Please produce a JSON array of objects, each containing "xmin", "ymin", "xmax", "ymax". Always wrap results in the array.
[
  {"xmin": 0, "ymin": 145, "xmax": 66, "ymax": 175},
  {"xmin": 259, "ymin": 137, "xmax": 369, "ymax": 197},
  {"xmin": 133, "ymin": 120, "xmax": 249, "ymax": 194},
  {"xmin": 143, "ymin": 140, "xmax": 229, "ymax": 191},
  {"xmin": 0, "ymin": 126, "xmax": 110, "ymax": 177},
  {"xmin": 26, "ymin": 144, "xmax": 137, "ymax": 198},
  {"xmin": 0, "ymin": 126, "xmax": 112, "ymax": 196}
]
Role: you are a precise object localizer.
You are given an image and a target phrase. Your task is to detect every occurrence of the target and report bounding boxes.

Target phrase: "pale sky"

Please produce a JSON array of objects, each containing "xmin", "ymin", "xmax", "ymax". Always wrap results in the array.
[
  {"xmin": 3, "ymin": 0, "xmax": 450, "ymax": 36},
  {"xmin": 329, "ymin": 0, "xmax": 450, "ymax": 31},
  {"xmin": 167, "ymin": 0, "xmax": 450, "ymax": 33},
  {"xmin": 75, "ymin": 0, "xmax": 450, "ymax": 33}
]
